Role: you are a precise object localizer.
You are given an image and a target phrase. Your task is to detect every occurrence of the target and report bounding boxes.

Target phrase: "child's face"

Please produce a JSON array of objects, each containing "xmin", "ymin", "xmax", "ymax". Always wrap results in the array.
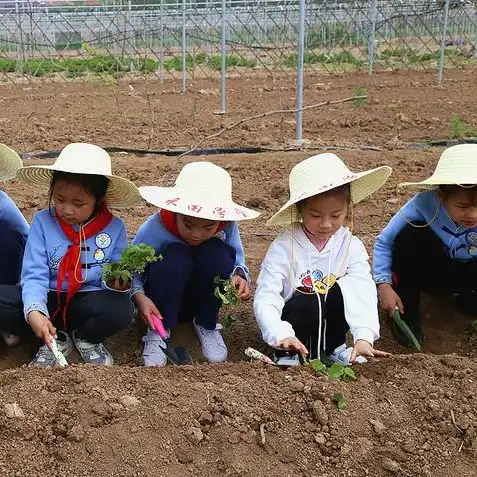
[
  {"xmin": 300, "ymin": 193, "xmax": 348, "ymax": 241},
  {"xmin": 53, "ymin": 180, "xmax": 97, "ymax": 225},
  {"xmin": 440, "ymin": 189, "xmax": 477, "ymax": 229},
  {"xmin": 176, "ymin": 214, "xmax": 219, "ymax": 246}
]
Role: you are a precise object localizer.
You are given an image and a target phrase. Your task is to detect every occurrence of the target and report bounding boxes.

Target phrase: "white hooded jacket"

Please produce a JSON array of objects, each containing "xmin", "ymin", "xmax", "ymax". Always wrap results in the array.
[{"xmin": 253, "ymin": 224, "xmax": 380, "ymax": 348}]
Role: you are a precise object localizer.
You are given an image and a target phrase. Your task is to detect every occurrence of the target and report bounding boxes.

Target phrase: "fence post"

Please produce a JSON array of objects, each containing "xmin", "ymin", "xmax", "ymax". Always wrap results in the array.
[
  {"xmin": 182, "ymin": 0, "xmax": 187, "ymax": 93},
  {"xmin": 368, "ymin": 0, "xmax": 378, "ymax": 75},
  {"xmin": 159, "ymin": 0, "xmax": 164, "ymax": 83},
  {"xmin": 295, "ymin": 0, "xmax": 306, "ymax": 145},
  {"xmin": 219, "ymin": 0, "xmax": 227, "ymax": 113},
  {"xmin": 438, "ymin": 0, "xmax": 451, "ymax": 85},
  {"xmin": 15, "ymin": 0, "xmax": 23, "ymax": 74}
]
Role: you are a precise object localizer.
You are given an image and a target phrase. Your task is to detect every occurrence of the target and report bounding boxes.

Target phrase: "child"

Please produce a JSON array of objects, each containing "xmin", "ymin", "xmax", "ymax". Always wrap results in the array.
[
  {"xmin": 0, "ymin": 144, "xmax": 29, "ymax": 347},
  {"xmin": 374, "ymin": 144, "xmax": 477, "ymax": 348},
  {"xmin": 132, "ymin": 161, "xmax": 260, "ymax": 367},
  {"xmin": 254, "ymin": 153, "xmax": 392, "ymax": 365},
  {"xmin": 0, "ymin": 143, "xmax": 142, "ymax": 367}
]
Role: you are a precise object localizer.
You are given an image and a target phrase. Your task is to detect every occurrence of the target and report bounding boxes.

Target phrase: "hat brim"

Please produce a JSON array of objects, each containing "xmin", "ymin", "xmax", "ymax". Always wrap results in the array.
[
  {"xmin": 267, "ymin": 165, "xmax": 392, "ymax": 226},
  {"xmin": 0, "ymin": 144, "xmax": 23, "ymax": 181},
  {"xmin": 17, "ymin": 165, "xmax": 142, "ymax": 208},
  {"xmin": 139, "ymin": 186, "xmax": 260, "ymax": 221},
  {"xmin": 398, "ymin": 179, "xmax": 457, "ymax": 190}
]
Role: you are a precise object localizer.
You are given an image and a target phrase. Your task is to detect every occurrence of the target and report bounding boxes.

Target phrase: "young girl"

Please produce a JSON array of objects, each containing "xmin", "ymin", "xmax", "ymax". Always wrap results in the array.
[
  {"xmin": 0, "ymin": 144, "xmax": 29, "ymax": 347},
  {"xmin": 132, "ymin": 161, "xmax": 260, "ymax": 367},
  {"xmin": 374, "ymin": 144, "xmax": 477, "ymax": 348},
  {"xmin": 0, "ymin": 143, "xmax": 142, "ymax": 367},
  {"xmin": 254, "ymin": 153, "xmax": 392, "ymax": 365}
]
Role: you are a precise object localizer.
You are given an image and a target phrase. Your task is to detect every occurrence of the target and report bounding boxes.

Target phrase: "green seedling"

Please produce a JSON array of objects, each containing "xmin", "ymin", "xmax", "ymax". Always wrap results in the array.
[
  {"xmin": 332, "ymin": 392, "xmax": 347, "ymax": 411},
  {"xmin": 352, "ymin": 86, "xmax": 367, "ymax": 108},
  {"xmin": 306, "ymin": 358, "xmax": 356, "ymax": 381},
  {"xmin": 449, "ymin": 115, "xmax": 477, "ymax": 139},
  {"xmin": 102, "ymin": 244, "xmax": 159, "ymax": 285},
  {"xmin": 214, "ymin": 276, "xmax": 241, "ymax": 330},
  {"xmin": 328, "ymin": 362, "xmax": 357, "ymax": 381}
]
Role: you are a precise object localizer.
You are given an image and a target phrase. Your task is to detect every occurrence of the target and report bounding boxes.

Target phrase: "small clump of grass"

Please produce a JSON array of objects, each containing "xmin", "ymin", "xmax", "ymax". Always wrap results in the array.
[
  {"xmin": 352, "ymin": 86, "xmax": 367, "ymax": 108},
  {"xmin": 449, "ymin": 115, "xmax": 477, "ymax": 139}
]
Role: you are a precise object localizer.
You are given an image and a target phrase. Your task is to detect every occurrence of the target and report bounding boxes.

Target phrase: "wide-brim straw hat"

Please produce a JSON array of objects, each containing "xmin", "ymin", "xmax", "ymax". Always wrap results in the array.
[
  {"xmin": 399, "ymin": 144, "xmax": 477, "ymax": 190},
  {"xmin": 139, "ymin": 161, "xmax": 260, "ymax": 221},
  {"xmin": 16, "ymin": 143, "xmax": 142, "ymax": 208},
  {"xmin": 268, "ymin": 153, "xmax": 392, "ymax": 226},
  {"xmin": 0, "ymin": 143, "xmax": 23, "ymax": 181}
]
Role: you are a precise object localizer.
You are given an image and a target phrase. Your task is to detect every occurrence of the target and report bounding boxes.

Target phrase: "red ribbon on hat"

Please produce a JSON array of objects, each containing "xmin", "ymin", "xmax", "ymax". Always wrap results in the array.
[{"xmin": 52, "ymin": 203, "xmax": 113, "ymax": 328}]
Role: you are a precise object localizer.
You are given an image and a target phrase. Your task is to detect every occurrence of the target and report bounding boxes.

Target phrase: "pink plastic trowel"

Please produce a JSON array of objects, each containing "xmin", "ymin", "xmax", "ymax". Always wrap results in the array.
[{"xmin": 150, "ymin": 313, "xmax": 167, "ymax": 339}]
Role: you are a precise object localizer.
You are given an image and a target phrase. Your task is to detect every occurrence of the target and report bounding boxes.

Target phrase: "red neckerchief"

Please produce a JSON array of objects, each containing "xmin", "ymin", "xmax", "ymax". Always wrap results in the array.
[
  {"xmin": 52, "ymin": 203, "xmax": 113, "ymax": 328},
  {"xmin": 159, "ymin": 209, "xmax": 226, "ymax": 240}
]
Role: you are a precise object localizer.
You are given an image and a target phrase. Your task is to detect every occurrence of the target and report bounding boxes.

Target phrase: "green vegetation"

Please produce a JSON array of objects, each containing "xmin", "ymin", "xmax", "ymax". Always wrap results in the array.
[
  {"xmin": 352, "ymin": 86, "xmax": 367, "ymax": 108},
  {"xmin": 308, "ymin": 358, "xmax": 357, "ymax": 381},
  {"xmin": 0, "ymin": 53, "xmax": 257, "ymax": 77},
  {"xmin": 449, "ymin": 115, "xmax": 477, "ymax": 139}
]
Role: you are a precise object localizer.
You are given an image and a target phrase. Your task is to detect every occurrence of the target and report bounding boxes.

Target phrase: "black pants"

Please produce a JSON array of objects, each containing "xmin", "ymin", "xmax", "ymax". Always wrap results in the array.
[
  {"xmin": 281, "ymin": 283, "xmax": 348, "ymax": 359},
  {"xmin": 0, "ymin": 285, "xmax": 134, "ymax": 343},
  {"xmin": 392, "ymin": 224, "xmax": 477, "ymax": 324}
]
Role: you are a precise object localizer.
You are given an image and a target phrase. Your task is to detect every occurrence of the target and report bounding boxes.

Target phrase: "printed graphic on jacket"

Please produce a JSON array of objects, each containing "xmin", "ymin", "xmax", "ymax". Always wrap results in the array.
[
  {"xmin": 297, "ymin": 269, "xmax": 336, "ymax": 295},
  {"xmin": 46, "ymin": 233, "xmax": 113, "ymax": 271}
]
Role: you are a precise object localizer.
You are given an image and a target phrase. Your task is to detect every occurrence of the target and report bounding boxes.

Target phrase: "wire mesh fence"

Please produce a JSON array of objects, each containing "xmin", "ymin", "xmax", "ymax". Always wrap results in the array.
[
  {"xmin": 0, "ymin": 0, "xmax": 475, "ymax": 142},
  {"xmin": 0, "ymin": 0, "xmax": 476, "ymax": 83}
]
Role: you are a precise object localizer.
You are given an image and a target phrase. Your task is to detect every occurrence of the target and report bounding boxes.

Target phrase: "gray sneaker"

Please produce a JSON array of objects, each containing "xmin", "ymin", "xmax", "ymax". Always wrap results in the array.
[
  {"xmin": 72, "ymin": 330, "xmax": 113, "ymax": 366},
  {"xmin": 142, "ymin": 329, "xmax": 167, "ymax": 367},
  {"xmin": 29, "ymin": 331, "xmax": 74, "ymax": 368}
]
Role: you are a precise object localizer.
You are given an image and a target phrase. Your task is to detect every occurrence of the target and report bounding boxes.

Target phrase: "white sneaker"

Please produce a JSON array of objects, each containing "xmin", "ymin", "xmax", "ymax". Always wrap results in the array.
[
  {"xmin": 326, "ymin": 344, "xmax": 367, "ymax": 366},
  {"xmin": 193, "ymin": 318, "xmax": 227, "ymax": 362},
  {"xmin": 142, "ymin": 329, "xmax": 167, "ymax": 367},
  {"xmin": 72, "ymin": 330, "xmax": 113, "ymax": 366},
  {"xmin": 29, "ymin": 331, "xmax": 74, "ymax": 368}
]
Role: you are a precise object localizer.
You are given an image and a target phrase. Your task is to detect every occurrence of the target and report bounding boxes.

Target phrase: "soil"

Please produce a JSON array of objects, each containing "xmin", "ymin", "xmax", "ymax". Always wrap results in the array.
[{"xmin": 0, "ymin": 68, "xmax": 476, "ymax": 476}]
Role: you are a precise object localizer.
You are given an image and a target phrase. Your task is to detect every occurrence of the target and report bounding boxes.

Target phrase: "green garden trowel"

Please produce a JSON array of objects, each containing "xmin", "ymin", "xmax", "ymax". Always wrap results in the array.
[{"xmin": 392, "ymin": 308, "xmax": 422, "ymax": 351}]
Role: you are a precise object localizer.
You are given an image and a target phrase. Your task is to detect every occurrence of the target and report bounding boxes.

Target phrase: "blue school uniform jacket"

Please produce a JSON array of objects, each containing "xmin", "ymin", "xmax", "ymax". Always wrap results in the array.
[
  {"xmin": 21, "ymin": 209, "xmax": 128, "ymax": 319},
  {"xmin": 131, "ymin": 212, "xmax": 249, "ymax": 295},
  {"xmin": 0, "ymin": 191, "xmax": 29, "ymax": 285},
  {"xmin": 373, "ymin": 190, "xmax": 477, "ymax": 284}
]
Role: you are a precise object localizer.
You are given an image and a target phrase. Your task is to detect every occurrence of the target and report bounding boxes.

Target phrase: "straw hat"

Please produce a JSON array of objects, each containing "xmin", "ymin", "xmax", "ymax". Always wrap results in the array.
[
  {"xmin": 267, "ymin": 153, "xmax": 392, "ymax": 226},
  {"xmin": 139, "ymin": 161, "xmax": 260, "ymax": 221},
  {"xmin": 0, "ymin": 143, "xmax": 23, "ymax": 181},
  {"xmin": 16, "ymin": 143, "xmax": 142, "ymax": 208},
  {"xmin": 399, "ymin": 144, "xmax": 477, "ymax": 190}
]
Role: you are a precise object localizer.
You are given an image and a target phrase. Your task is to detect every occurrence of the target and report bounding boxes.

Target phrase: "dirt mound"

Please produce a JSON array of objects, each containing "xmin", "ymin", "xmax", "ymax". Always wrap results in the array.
[{"xmin": 0, "ymin": 355, "xmax": 475, "ymax": 477}]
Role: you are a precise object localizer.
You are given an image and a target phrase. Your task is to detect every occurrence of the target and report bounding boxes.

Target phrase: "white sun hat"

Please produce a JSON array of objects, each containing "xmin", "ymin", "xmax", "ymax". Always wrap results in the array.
[
  {"xmin": 399, "ymin": 144, "xmax": 477, "ymax": 190},
  {"xmin": 0, "ymin": 143, "xmax": 23, "ymax": 181},
  {"xmin": 139, "ymin": 161, "xmax": 260, "ymax": 221},
  {"xmin": 268, "ymin": 153, "xmax": 392, "ymax": 226},
  {"xmin": 16, "ymin": 143, "xmax": 142, "ymax": 208}
]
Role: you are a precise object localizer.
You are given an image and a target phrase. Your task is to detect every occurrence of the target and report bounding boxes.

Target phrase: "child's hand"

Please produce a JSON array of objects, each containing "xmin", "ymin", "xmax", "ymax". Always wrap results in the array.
[
  {"xmin": 274, "ymin": 337, "xmax": 309, "ymax": 357},
  {"xmin": 378, "ymin": 283, "xmax": 404, "ymax": 315},
  {"xmin": 350, "ymin": 339, "xmax": 391, "ymax": 363},
  {"xmin": 27, "ymin": 311, "xmax": 57, "ymax": 344},
  {"xmin": 133, "ymin": 292, "xmax": 162, "ymax": 329},
  {"xmin": 107, "ymin": 278, "xmax": 131, "ymax": 292},
  {"xmin": 231, "ymin": 275, "xmax": 251, "ymax": 301}
]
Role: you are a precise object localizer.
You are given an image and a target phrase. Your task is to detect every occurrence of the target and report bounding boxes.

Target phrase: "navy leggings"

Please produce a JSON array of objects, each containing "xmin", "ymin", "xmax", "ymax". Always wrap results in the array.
[
  {"xmin": 0, "ymin": 286, "xmax": 134, "ymax": 343},
  {"xmin": 144, "ymin": 238, "xmax": 236, "ymax": 330},
  {"xmin": 0, "ymin": 223, "xmax": 26, "ymax": 285}
]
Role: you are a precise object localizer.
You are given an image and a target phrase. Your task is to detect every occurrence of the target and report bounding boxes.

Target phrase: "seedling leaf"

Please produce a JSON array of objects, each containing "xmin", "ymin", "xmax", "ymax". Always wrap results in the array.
[
  {"xmin": 332, "ymin": 392, "xmax": 347, "ymax": 411},
  {"xmin": 343, "ymin": 367, "xmax": 357, "ymax": 380},
  {"xmin": 309, "ymin": 359, "xmax": 327, "ymax": 374},
  {"xmin": 328, "ymin": 363, "xmax": 345, "ymax": 379},
  {"xmin": 102, "ymin": 244, "xmax": 159, "ymax": 284}
]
